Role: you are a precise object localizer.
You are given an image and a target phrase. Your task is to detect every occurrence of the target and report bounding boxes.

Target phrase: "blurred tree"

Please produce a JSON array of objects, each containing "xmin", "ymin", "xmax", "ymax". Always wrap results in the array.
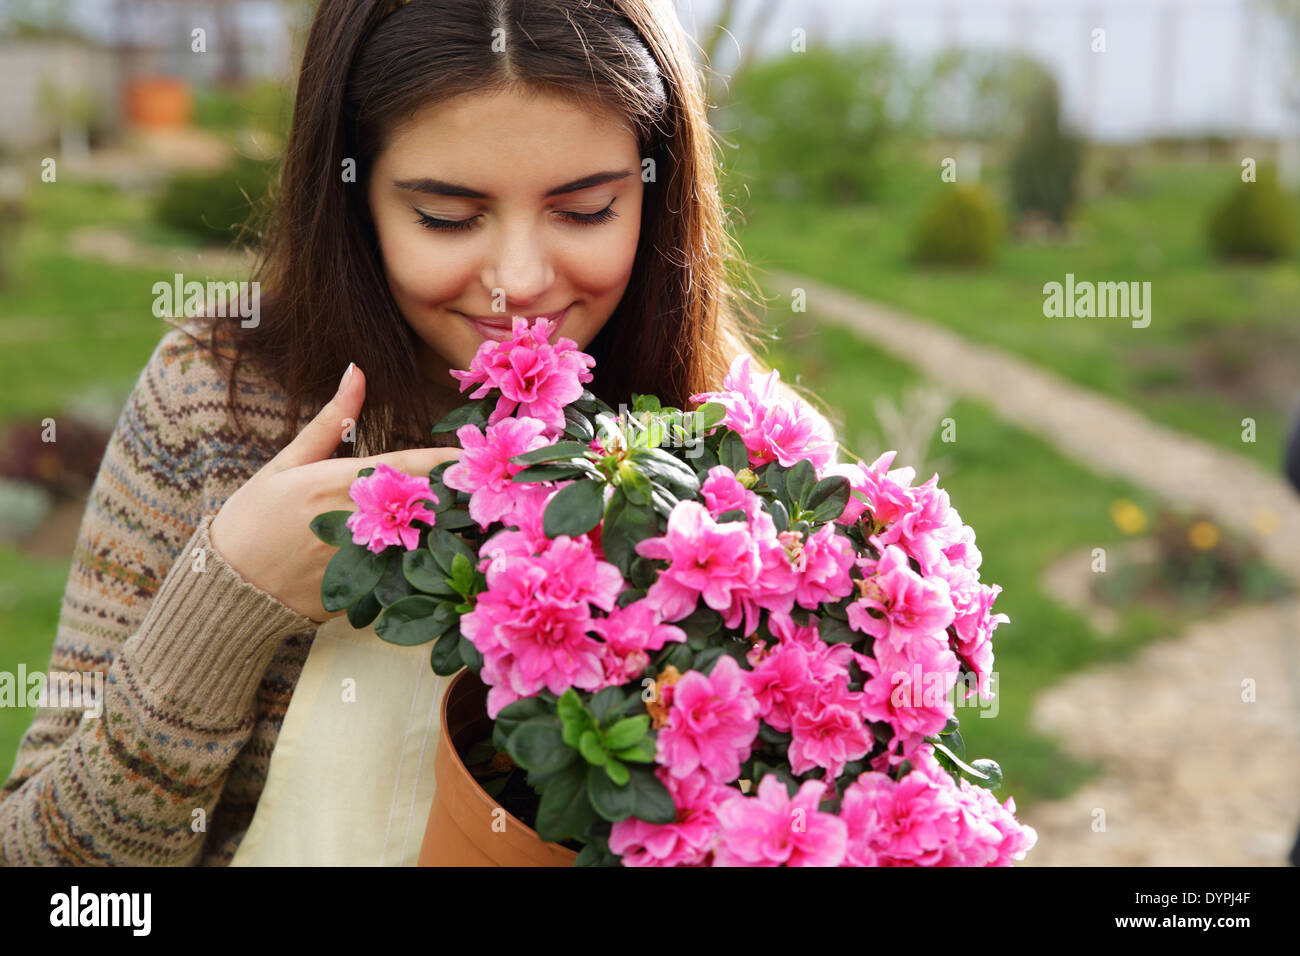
[
  {"xmin": 1007, "ymin": 67, "xmax": 1084, "ymax": 231},
  {"xmin": 716, "ymin": 43, "xmax": 920, "ymax": 205}
]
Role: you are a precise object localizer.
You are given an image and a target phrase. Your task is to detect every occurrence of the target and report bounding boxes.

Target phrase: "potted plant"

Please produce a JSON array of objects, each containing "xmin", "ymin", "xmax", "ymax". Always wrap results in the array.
[{"xmin": 311, "ymin": 317, "xmax": 1037, "ymax": 866}]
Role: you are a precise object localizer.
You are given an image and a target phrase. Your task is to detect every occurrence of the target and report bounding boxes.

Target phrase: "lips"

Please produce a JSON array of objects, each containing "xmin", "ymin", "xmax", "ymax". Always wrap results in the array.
[{"xmin": 460, "ymin": 306, "xmax": 571, "ymax": 342}]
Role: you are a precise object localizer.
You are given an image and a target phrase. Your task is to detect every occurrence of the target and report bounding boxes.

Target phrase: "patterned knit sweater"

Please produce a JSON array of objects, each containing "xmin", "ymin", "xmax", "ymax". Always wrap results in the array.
[
  {"xmin": 0, "ymin": 321, "xmax": 820, "ymax": 866},
  {"xmin": 1, "ymin": 324, "xmax": 326, "ymax": 866}
]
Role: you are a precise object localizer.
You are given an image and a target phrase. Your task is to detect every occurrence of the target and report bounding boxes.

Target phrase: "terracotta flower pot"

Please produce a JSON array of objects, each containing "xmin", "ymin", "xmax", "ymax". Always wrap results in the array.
[
  {"xmin": 124, "ymin": 77, "xmax": 192, "ymax": 129},
  {"xmin": 419, "ymin": 669, "xmax": 578, "ymax": 866}
]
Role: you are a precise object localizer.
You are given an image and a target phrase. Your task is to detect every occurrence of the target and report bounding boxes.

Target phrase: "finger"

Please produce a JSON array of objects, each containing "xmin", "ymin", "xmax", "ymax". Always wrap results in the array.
[
  {"xmin": 366, "ymin": 446, "xmax": 462, "ymax": 478},
  {"xmin": 268, "ymin": 363, "xmax": 366, "ymax": 474}
]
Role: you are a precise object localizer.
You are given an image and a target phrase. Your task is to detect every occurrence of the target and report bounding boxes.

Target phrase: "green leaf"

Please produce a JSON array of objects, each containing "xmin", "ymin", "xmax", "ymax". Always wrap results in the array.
[
  {"xmin": 618, "ymin": 464, "xmax": 653, "ymax": 507},
  {"xmin": 309, "ymin": 510, "xmax": 354, "ymax": 547},
  {"xmin": 426, "ymin": 529, "xmax": 477, "ymax": 574},
  {"xmin": 402, "ymin": 549, "xmax": 456, "ymax": 596},
  {"xmin": 691, "ymin": 401, "xmax": 726, "ymax": 432},
  {"xmin": 543, "ymin": 478, "xmax": 606, "ymax": 538},
  {"xmin": 511, "ymin": 462, "xmax": 595, "ymax": 483},
  {"xmin": 507, "ymin": 717, "xmax": 578, "ymax": 774},
  {"xmin": 942, "ymin": 729, "xmax": 966, "ymax": 759},
  {"xmin": 600, "ymin": 488, "xmax": 660, "ymax": 575},
  {"xmin": 511, "ymin": 442, "xmax": 590, "ymax": 466},
  {"xmin": 785, "ymin": 459, "xmax": 817, "ymax": 508},
  {"xmin": 374, "ymin": 551, "xmax": 415, "ymax": 607},
  {"xmin": 613, "ymin": 738, "xmax": 656, "ymax": 763},
  {"xmin": 321, "ymin": 543, "xmax": 387, "ymax": 612},
  {"xmin": 430, "ymin": 630, "xmax": 466, "ymax": 675},
  {"xmin": 563, "ymin": 405, "xmax": 595, "ymax": 442},
  {"xmin": 719, "ymin": 429, "xmax": 749, "ymax": 472},
  {"xmin": 534, "ymin": 763, "xmax": 596, "ymax": 843},
  {"xmin": 930, "ymin": 740, "xmax": 996, "ymax": 784},
  {"xmin": 458, "ymin": 631, "xmax": 483, "ymax": 670},
  {"xmin": 603, "ymin": 715, "xmax": 649, "ymax": 752},
  {"xmin": 817, "ymin": 616, "xmax": 858, "ymax": 644},
  {"xmin": 588, "ymin": 686, "xmax": 625, "ymax": 726},
  {"xmin": 604, "ymin": 757, "xmax": 629, "ymax": 786},
  {"xmin": 629, "ymin": 447, "xmax": 700, "ymax": 494},
  {"xmin": 578, "ymin": 729, "xmax": 607, "ymax": 765},
  {"xmin": 430, "ymin": 397, "xmax": 492, "ymax": 434},
  {"xmin": 374, "ymin": 596, "xmax": 456, "ymax": 645},
  {"xmin": 345, "ymin": 590, "xmax": 381, "ymax": 628},
  {"xmin": 494, "ymin": 696, "xmax": 552, "ymax": 752},
  {"xmin": 587, "ymin": 763, "xmax": 634, "ymax": 820},
  {"xmin": 970, "ymin": 758, "xmax": 1003, "ymax": 788},
  {"xmin": 763, "ymin": 497, "xmax": 790, "ymax": 533},
  {"xmin": 433, "ymin": 509, "xmax": 476, "ymax": 531},
  {"xmin": 626, "ymin": 765, "xmax": 675, "ymax": 824},
  {"xmin": 805, "ymin": 475, "xmax": 850, "ymax": 522},
  {"xmin": 449, "ymin": 552, "xmax": 475, "ymax": 594}
]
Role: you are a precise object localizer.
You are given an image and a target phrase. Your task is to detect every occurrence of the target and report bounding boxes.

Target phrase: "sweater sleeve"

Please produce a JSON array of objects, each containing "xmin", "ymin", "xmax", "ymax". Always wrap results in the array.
[{"xmin": 0, "ymin": 327, "xmax": 317, "ymax": 865}]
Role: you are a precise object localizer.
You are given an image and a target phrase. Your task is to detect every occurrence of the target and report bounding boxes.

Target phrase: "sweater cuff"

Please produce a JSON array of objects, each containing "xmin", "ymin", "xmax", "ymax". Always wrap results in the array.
[{"xmin": 130, "ymin": 513, "xmax": 318, "ymax": 724}]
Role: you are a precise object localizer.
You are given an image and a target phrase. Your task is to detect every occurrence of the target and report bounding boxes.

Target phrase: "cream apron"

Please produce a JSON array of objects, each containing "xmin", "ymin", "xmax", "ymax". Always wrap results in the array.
[{"xmin": 230, "ymin": 614, "xmax": 453, "ymax": 866}]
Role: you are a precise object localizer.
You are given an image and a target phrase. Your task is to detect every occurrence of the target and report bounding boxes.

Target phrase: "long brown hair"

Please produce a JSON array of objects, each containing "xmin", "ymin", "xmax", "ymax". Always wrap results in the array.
[{"xmin": 190, "ymin": 0, "xmax": 778, "ymax": 456}]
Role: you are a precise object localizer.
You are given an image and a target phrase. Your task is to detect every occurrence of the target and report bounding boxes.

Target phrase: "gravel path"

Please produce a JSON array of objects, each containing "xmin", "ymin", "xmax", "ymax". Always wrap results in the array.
[{"xmin": 774, "ymin": 272, "xmax": 1300, "ymax": 865}]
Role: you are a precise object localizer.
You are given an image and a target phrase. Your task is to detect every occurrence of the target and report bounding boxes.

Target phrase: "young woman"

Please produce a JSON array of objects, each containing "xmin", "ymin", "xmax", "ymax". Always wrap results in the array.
[{"xmin": 0, "ymin": 0, "xmax": 818, "ymax": 865}]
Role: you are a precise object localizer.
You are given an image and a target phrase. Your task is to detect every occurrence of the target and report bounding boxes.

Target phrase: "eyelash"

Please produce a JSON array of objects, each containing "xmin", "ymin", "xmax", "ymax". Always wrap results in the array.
[{"xmin": 412, "ymin": 201, "xmax": 618, "ymax": 233}]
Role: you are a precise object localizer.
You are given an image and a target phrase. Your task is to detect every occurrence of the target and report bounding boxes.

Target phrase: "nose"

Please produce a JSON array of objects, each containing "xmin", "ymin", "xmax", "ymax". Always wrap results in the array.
[{"xmin": 481, "ymin": 218, "xmax": 554, "ymax": 310}]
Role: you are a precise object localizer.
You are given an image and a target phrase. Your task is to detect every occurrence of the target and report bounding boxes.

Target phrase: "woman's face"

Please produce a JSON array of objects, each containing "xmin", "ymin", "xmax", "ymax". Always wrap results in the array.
[{"xmin": 367, "ymin": 87, "xmax": 645, "ymax": 389}]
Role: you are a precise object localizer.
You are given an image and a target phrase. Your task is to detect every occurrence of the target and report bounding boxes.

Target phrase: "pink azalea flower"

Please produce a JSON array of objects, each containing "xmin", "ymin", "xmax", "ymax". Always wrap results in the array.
[
  {"xmin": 848, "ymin": 544, "xmax": 955, "ymax": 654},
  {"xmin": 787, "ymin": 700, "xmax": 873, "ymax": 779},
  {"xmin": 853, "ymin": 450, "xmax": 918, "ymax": 528},
  {"xmin": 344, "ymin": 463, "xmax": 439, "ymax": 553},
  {"xmin": 656, "ymin": 655, "xmax": 760, "ymax": 784},
  {"xmin": 872, "ymin": 474, "xmax": 965, "ymax": 576},
  {"xmin": 449, "ymin": 316, "xmax": 595, "ymax": 437},
  {"xmin": 785, "ymin": 523, "xmax": 858, "ymax": 611},
  {"xmin": 589, "ymin": 600, "xmax": 687, "ymax": 689},
  {"xmin": 699, "ymin": 466, "xmax": 764, "ymax": 520},
  {"xmin": 712, "ymin": 776, "xmax": 848, "ymax": 867},
  {"xmin": 443, "ymin": 417, "xmax": 551, "ymax": 530},
  {"xmin": 945, "ymin": 778, "xmax": 1038, "ymax": 866},
  {"xmin": 635, "ymin": 500, "xmax": 763, "ymax": 627},
  {"xmin": 689, "ymin": 353, "xmax": 839, "ymax": 473},
  {"xmin": 839, "ymin": 752, "xmax": 964, "ymax": 866},
  {"xmin": 461, "ymin": 535, "xmax": 623, "ymax": 717},
  {"xmin": 949, "ymin": 579, "xmax": 1008, "ymax": 701},
  {"xmin": 858, "ymin": 642, "xmax": 960, "ymax": 763},
  {"xmin": 608, "ymin": 767, "xmax": 732, "ymax": 867}
]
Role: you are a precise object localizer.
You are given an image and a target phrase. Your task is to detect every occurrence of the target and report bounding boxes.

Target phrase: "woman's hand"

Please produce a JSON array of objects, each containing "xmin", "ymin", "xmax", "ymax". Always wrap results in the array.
[{"xmin": 209, "ymin": 363, "xmax": 461, "ymax": 622}]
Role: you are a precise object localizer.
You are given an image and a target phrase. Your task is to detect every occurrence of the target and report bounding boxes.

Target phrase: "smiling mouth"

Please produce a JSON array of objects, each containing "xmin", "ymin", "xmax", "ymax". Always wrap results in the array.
[{"xmin": 458, "ymin": 305, "xmax": 572, "ymax": 341}]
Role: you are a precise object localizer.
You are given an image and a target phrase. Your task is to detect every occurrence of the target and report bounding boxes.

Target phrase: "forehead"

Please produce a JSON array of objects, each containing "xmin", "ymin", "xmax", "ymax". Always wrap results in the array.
[{"xmin": 381, "ymin": 88, "xmax": 641, "ymax": 185}]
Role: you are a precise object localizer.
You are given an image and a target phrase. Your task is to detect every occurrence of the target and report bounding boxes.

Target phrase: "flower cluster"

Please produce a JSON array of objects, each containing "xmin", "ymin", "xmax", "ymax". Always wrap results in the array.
[{"xmin": 316, "ymin": 315, "xmax": 1034, "ymax": 867}]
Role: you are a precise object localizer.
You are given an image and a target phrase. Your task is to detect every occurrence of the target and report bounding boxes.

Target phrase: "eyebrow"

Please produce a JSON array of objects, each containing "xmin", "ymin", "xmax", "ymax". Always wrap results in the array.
[{"xmin": 393, "ymin": 169, "xmax": 634, "ymax": 200}]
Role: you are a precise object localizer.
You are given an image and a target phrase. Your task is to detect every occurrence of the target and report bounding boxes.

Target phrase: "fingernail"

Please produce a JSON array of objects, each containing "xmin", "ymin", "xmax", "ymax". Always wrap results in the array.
[{"xmin": 336, "ymin": 362, "xmax": 355, "ymax": 396}]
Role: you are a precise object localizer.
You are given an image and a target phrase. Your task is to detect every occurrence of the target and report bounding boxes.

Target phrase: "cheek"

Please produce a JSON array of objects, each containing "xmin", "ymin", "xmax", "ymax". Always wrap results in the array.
[
  {"xmin": 374, "ymin": 215, "xmax": 472, "ymax": 307},
  {"xmin": 559, "ymin": 209, "xmax": 642, "ymax": 292}
]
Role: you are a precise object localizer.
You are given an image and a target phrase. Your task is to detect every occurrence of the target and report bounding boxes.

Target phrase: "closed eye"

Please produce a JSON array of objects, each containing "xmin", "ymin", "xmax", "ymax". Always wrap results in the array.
[{"xmin": 413, "ymin": 200, "xmax": 619, "ymax": 233}]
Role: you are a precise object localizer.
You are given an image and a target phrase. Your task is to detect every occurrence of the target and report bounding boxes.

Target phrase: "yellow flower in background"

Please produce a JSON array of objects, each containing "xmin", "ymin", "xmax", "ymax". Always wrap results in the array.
[
  {"xmin": 1188, "ymin": 520, "xmax": 1220, "ymax": 550},
  {"xmin": 1253, "ymin": 509, "xmax": 1279, "ymax": 537},
  {"xmin": 1109, "ymin": 498, "xmax": 1147, "ymax": 535}
]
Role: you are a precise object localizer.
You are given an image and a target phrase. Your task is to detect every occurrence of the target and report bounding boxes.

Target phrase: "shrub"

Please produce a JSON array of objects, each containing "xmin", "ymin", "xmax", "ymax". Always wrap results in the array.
[
  {"xmin": 1206, "ymin": 168, "xmax": 1296, "ymax": 261},
  {"xmin": 911, "ymin": 184, "xmax": 1002, "ymax": 265},
  {"xmin": 153, "ymin": 156, "xmax": 275, "ymax": 246},
  {"xmin": 1007, "ymin": 74, "xmax": 1084, "ymax": 228}
]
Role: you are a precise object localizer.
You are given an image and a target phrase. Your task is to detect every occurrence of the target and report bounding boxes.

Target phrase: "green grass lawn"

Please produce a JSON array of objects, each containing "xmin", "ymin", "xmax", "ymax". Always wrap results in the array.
[{"xmin": 730, "ymin": 158, "xmax": 1300, "ymax": 474}]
